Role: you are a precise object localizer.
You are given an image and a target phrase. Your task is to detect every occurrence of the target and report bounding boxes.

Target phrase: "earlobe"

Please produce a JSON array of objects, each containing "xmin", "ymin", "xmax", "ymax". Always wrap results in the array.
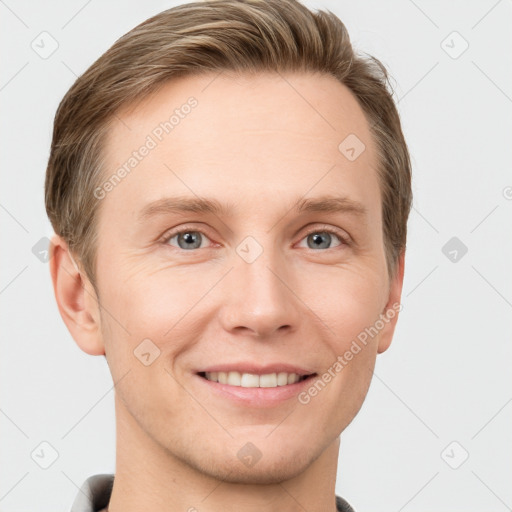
[
  {"xmin": 377, "ymin": 249, "xmax": 405, "ymax": 354},
  {"xmin": 49, "ymin": 234, "xmax": 105, "ymax": 356}
]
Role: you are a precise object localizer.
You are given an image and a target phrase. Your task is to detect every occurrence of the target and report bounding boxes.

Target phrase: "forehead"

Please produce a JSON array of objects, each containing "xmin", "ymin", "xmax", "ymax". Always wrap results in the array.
[{"xmin": 100, "ymin": 71, "xmax": 380, "ymax": 222}]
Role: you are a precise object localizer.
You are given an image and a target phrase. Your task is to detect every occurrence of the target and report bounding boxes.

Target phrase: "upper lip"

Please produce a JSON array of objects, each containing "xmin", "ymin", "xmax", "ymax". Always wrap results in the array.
[{"xmin": 196, "ymin": 363, "xmax": 316, "ymax": 377}]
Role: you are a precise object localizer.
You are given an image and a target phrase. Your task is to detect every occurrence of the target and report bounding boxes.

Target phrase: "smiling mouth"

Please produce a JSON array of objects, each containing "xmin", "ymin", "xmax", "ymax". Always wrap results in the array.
[{"xmin": 197, "ymin": 371, "xmax": 317, "ymax": 388}]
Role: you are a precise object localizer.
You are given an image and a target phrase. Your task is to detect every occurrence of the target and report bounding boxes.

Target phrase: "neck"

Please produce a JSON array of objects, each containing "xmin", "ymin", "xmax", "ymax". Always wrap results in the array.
[{"xmin": 106, "ymin": 396, "xmax": 341, "ymax": 512}]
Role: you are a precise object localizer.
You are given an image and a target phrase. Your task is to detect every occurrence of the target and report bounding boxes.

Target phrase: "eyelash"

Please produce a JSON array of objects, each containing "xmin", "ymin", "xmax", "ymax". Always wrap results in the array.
[{"xmin": 158, "ymin": 224, "xmax": 351, "ymax": 251}]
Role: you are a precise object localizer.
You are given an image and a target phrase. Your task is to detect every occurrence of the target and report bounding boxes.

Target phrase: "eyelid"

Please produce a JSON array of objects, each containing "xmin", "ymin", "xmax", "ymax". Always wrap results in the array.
[
  {"xmin": 158, "ymin": 223, "xmax": 351, "ymax": 249},
  {"xmin": 300, "ymin": 223, "xmax": 351, "ymax": 246},
  {"xmin": 158, "ymin": 223, "xmax": 216, "ymax": 246}
]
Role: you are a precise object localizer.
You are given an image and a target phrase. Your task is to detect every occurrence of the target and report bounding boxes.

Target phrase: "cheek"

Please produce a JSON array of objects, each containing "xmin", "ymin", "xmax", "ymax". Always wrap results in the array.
[
  {"xmin": 296, "ymin": 264, "xmax": 385, "ymax": 421},
  {"xmin": 297, "ymin": 262, "xmax": 387, "ymax": 346},
  {"xmin": 101, "ymin": 262, "xmax": 198, "ymax": 335},
  {"xmin": 98, "ymin": 265, "xmax": 219, "ymax": 380},
  {"xmin": 97, "ymin": 273, "xmax": 192, "ymax": 427}
]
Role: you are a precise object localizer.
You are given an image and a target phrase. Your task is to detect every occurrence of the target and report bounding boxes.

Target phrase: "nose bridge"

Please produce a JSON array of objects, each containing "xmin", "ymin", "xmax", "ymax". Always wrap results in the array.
[{"xmin": 219, "ymin": 233, "xmax": 299, "ymax": 337}]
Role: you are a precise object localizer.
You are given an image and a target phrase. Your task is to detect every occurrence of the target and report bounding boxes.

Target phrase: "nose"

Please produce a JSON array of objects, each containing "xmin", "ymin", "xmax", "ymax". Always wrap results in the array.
[{"xmin": 217, "ymin": 241, "xmax": 302, "ymax": 340}]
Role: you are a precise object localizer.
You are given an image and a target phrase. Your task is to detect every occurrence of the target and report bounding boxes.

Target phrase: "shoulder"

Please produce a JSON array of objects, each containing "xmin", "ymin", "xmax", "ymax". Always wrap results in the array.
[
  {"xmin": 336, "ymin": 494, "xmax": 357, "ymax": 512},
  {"xmin": 69, "ymin": 474, "xmax": 114, "ymax": 512}
]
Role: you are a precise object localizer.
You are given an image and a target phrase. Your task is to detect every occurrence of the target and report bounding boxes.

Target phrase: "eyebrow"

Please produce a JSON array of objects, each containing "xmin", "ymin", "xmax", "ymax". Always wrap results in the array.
[{"xmin": 138, "ymin": 194, "xmax": 368, "ymax": 222}]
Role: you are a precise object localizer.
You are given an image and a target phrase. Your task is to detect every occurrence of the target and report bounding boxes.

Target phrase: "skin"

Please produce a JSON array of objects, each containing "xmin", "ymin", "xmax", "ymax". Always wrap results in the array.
[{"xmin": 50, "ymin": 71, "xmax": 405, "ymax": 512}]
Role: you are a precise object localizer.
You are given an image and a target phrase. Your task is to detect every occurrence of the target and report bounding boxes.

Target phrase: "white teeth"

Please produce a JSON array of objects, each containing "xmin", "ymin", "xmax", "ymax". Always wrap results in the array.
[
  {"xmin": 240, "ymin": 373, "xmax": 259, "ymax": 387},
  {"xmin": 259, "ymin": 373, "xmax": 277, "ymax": 387},
  {"xmin": 227, "ymin": 371, "xmax": 241, "ymax": 386},
  {"xmin": 287, "ymin": 373, "xmax": 299, "ymax": 384},
  {"xmin": 203, "ymin": 371, "xmax": 307, "ymax": 388},
  {"xmin": 277, "ymin": 372, "xmax": 288, "ymax": 386}
]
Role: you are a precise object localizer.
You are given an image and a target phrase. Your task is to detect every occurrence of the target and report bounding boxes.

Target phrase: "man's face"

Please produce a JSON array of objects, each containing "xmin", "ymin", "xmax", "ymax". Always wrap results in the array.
[{"xmin": 86, "ymin": 71, "xmax": 403, "ymax": 483}]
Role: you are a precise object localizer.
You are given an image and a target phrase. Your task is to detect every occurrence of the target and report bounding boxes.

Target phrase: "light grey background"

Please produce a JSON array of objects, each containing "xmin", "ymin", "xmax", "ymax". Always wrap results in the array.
[{"xmin": 1, "ymin": 1, "xmax": 511, "ymax": 511}]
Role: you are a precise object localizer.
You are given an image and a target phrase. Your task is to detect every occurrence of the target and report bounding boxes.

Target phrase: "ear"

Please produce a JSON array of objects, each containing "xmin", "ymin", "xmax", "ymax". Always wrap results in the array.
[
  {"xmin": 49, "ymin": 234, "xmax": 105, "ymax": 355},
  {"xmin": 377, "ymin": 249, "xmax": 405, "ymax": 354}
]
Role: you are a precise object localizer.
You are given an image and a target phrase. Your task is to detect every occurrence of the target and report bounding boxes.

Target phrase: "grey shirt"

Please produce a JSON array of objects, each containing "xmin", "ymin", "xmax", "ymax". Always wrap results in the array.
[{"xmin": 70, "ymin": 474, "xmax": 356, "ymax": 512}]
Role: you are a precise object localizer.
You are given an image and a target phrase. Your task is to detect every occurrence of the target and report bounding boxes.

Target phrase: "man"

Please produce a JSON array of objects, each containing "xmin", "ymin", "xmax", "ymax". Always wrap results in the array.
[{"xmin": 45, "ymin": 0, "xmax": 412, "ymax": 510}]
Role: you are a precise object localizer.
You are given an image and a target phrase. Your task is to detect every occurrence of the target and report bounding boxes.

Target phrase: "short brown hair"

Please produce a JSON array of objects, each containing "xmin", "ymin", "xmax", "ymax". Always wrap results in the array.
[{"xmin": 45, "ymin": 0, "xmax": 412, "ymax": 292}]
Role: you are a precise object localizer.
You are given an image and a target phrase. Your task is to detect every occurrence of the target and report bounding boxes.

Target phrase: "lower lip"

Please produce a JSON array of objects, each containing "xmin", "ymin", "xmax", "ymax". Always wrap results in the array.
[{"xmin": 195, "ymin": 374, "xmax": 317, "ymax": 407}]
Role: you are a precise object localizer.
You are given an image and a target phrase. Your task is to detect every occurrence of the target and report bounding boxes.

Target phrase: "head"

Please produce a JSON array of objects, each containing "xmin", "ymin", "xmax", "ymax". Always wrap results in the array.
[{"xmin": 46, "ymin": 0, "xmax": 411, "ymax": 484}]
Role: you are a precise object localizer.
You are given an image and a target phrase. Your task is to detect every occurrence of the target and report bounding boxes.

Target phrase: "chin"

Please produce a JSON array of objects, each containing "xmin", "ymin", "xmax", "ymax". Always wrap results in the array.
[
  {"xmin": 183, "ymin": 438, "xmax": 319, "ymax": 485},
  {"xmin": 201, "ymin": 453, "xmax": 314, "ymax": 485}
]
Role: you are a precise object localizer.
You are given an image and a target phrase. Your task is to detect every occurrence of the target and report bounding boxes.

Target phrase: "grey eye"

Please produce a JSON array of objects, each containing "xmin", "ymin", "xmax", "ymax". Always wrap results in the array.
[
  {"xmin": 300, "ymin": 231, "xmax": 343, "ymax": 250},
  {"xmin": 170, "ymin": 231, "xmax": 206, "ymax": 250}
]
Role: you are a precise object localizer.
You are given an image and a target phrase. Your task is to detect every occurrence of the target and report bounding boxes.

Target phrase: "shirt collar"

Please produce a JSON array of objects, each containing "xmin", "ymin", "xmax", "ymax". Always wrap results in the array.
[
  {"xmin": 70, "ymin": 474, "xmax": 114, "ymax": 512},
  {"xmin": 69, "ymin": 473, "xmax": 355, "ymax": 512}
]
